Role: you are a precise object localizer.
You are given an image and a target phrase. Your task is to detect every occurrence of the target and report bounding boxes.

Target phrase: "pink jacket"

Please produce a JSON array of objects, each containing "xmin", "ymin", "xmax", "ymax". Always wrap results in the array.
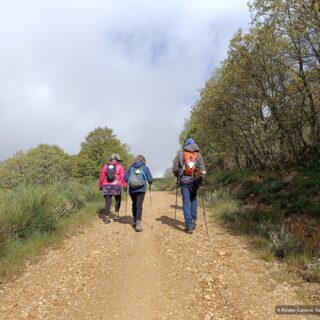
[{"xmin": 99, "ymin": 160, "xmax": 127, "ymax": 188}]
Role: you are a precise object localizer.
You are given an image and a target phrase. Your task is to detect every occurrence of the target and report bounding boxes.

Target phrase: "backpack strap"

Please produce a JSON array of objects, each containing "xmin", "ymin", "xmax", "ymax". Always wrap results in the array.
[{"xmin": 140, "ymin": 167, "xmax": 147, "ymax": 180}]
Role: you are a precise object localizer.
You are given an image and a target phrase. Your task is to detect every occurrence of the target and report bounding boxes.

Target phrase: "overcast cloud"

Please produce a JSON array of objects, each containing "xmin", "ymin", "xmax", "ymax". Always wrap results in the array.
[{"xmin": 0, "ymin": 0, "xmax": 250, "ymax": 176}]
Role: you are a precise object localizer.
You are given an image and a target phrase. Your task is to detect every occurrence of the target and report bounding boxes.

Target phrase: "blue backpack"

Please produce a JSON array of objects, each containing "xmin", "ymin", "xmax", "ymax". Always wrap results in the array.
[{"xmin": 128, "ymin": 167, "xmax": 147, "ymax": 188}]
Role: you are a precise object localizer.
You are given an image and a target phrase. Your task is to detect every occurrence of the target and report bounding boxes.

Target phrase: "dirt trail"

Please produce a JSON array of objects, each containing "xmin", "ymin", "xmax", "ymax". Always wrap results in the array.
[{"xmin": 0, "ymin": 192, "xmax": 318, "ymax": 320}]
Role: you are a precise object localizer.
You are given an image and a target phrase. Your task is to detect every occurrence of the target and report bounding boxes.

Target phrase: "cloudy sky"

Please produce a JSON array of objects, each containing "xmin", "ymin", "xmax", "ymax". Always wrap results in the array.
[{"xmin": 0, "ymin": 0, "xmax": 250, "ymax": 177}]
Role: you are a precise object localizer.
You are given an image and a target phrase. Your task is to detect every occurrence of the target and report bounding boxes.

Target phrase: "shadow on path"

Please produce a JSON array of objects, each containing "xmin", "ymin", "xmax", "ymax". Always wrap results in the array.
[
  {"xmin": 156, "ymin": 215, "xmax": 185, "ymax": 233},
  {"xmin": 119, "ymin": 215, "xmax": 134, "ymax": 225},
  {"xmin": 170, "ymin": 205, "xmax": 183, "ymax": 210}
]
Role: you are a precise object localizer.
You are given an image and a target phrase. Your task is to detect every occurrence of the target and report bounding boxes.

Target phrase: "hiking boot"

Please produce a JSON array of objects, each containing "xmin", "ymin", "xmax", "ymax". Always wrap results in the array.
[
  {"xmin": 135, "ymin": 220, "xmax": 142, "ymax": 232},
  {"xmin": 192, "ymin": 220, "xmax": 197, "ymax": 230},
  {"xmin": 185, "ymin": 228, "xmax": 193, "ymax": 234},
  {"xmin": 113, "ymin": 212, "xmax": 120, "ymax": 222},
  {"xmin": 103, "ymin": 215, "xmax": 110, "ymax": 224}
]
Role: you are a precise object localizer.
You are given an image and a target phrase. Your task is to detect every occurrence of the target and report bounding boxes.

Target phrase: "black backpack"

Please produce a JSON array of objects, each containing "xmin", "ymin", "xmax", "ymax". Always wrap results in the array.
[{"xmin": 106, "ymin": 163, "xmax": 117, "ymax": 182}]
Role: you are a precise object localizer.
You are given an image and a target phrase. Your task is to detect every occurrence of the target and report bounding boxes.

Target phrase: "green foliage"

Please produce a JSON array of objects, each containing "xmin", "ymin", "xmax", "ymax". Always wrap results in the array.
[
  {"xmin": 207, "ymin": 164, "xmax": 320, "ymax": 218},
  {"xmin": 79, "ymin": 127, "xmax": 134, "ymax": 178},
  {"xmin": 70, "ymin": 155, "xmax": 97, "ymax": 180},
  {"xmin": 182, "ymin": 0, "xmax": 320, "ymax": 170},
  {"xmin": 0, "ymin": 151, "xmax": 28, "ymax": 188},
  {"xmin": 267, "ymin": 225, "xmax": 305, "ymax": 258},
  {"xmin": 0, "ymin": 181, "xmax": 100, "ymax": 253},
  {"xmin": 0, "ymin": 201, "xmax": 100, "ymax": 278},
  {"xmin": 0, "ymin": 145, "xmax": 72, "ymax": 188},
  {"xmin": 204, "ymin": 164, "xmax": 319, "ymax": 281},
  {"xmin": 152, "ymin": 168, "xmax": 177, "ymax": 191},
  {"xmin": 0, "ymin": 127, "xmax": 134, "ymax": 187},
  {"xmin": 25, "ymin": 144, "xmax": 72, "ymax": 185},
  {"xmin": 204, "ymin": 188, "xmax": 240, "ymax": 222},
  {"xmin": 208, "ymin": 190, "xmax": 305, "ymax": 259},
  {"xmin": 304, "ymin": 258, "xmax": 320, "ymax": 283}
]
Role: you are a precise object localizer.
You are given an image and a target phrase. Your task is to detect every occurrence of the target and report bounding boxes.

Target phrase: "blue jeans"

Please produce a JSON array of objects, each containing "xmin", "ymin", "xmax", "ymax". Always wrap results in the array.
[{"xmin": 180, "ymin": 182, "xmax": 199, "ymax": 230}]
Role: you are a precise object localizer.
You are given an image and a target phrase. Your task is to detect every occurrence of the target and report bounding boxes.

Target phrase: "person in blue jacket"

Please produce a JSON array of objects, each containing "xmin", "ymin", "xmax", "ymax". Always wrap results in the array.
[{"xmin": 124, "ymin": 154, "xmax": 153, "ymax": 232}]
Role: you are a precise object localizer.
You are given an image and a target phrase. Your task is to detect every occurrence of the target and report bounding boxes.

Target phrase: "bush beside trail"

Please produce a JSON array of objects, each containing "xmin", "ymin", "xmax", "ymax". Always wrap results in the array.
[
  {"xmin": 202, "ymin": 164, "xmax": 320, "ymax": 283},
  {"xmin": 0, "ymin": 180, "xmax": 101, "ymax": 277}
]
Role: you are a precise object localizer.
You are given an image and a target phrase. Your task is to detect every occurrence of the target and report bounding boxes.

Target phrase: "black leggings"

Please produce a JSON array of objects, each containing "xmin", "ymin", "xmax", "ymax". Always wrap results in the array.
[
  {"xmin": 130, "ymin": 192, "xmax": 145, "ymax": 221},
  {"xmin": 104, "ymin": 194, "xmax": 121, "ymax": 215}
]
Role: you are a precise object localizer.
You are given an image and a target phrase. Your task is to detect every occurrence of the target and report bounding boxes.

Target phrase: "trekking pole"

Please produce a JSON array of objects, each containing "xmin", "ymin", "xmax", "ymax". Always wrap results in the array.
[
  {"xmin": 174, "ymin": 177, "xmax": 179, "ymax": 220},
  {"xmin": 125, "ymin": 186, "xmax": 128, "ymax": 216},
  {"xmin": 149, "ymin": 184, "xmax": 153, "ymax": 229},
  {"xmin": 200, "ymin": 189, "xmax": 209, "ymax": 237}
]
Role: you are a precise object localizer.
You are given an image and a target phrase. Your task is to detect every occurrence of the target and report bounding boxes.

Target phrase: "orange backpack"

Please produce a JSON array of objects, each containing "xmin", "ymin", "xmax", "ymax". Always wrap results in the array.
[{"xmin": 183, "ymin": 151, "xmax": 198, "ymax": 176}]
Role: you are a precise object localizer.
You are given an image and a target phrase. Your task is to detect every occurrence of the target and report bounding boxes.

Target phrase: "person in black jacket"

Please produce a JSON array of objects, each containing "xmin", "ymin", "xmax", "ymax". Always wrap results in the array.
[{"xmin": 172, "ymin": 138, "xmax": 206, "ymax": 234}]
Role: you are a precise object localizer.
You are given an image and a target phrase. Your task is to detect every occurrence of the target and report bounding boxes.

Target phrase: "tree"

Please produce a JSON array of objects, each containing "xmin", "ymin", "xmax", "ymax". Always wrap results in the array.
[
  {"xmin": 0, "ymin": 145, "xmax": 72, "ymax": 188},
  {"xmin": 181, "ymin": 0, "xmax": 320, "ymax": 171},
  {"xmin": 0, "ymin": 151, "xmax": 27, "ymax": 188},
  {"xmin": 24, "ymin": 144, "xmax": 72, "ymax": 185},
  {"xmin": 78, "ymin": 127, "xmax": 134, "ymax": 178}
]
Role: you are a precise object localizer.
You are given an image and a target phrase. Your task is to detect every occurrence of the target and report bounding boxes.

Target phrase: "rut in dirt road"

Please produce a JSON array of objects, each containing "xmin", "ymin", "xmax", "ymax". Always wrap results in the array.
[{"xmin": 0, "ymin": 192, "xmax": 318, "ymax": 320}]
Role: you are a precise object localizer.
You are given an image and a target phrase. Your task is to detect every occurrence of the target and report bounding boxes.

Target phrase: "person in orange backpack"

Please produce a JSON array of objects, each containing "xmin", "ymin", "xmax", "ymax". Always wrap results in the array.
[
  {"xmin": 172, "ymin": 138, "xmax": 206, "ymax": 234},
  {"xmin": 99, "ymin": 154, "xmax": 127, "ymax": 224}
]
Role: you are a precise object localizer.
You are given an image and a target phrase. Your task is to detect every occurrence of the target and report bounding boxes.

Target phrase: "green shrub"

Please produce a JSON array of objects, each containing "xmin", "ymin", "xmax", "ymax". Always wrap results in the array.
[
  {"xmin": 213, "ymin": 170, "xmax": 238, "ymax": 185},
  {"xmin": 304, "ymin": 258, "xmax": 320, "ymax": 283},
  {"xmin": 0, "ymin": 186, "xmax": 59, "ymax": 240},
  {"xmin": 0, "ymin": 181, "xmax": 99, "ymax": 250},
  {"xmin": 152, "ymin": 177, "xmax": 176, "ymax": 191},
  {"xmin": 267, "ymin": 226, "xmax": 305, "ymax": 258},
  {"xmin": 204, "ymin": 188, "xmax": 240, "ymax": 222}
]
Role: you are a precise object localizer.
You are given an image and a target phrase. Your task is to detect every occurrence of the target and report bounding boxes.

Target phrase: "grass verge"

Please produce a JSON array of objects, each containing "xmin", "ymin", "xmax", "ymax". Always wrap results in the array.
[
  {"xmin": 203, "ymin": 186, "xmax": 320, "ymax": 287},
  {"xmin": 0, "ymin": 201, "xmax": 103, "ymax": 279}
]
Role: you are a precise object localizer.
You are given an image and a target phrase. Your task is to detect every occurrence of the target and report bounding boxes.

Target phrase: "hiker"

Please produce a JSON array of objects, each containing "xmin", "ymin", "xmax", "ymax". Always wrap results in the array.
[
  {"xmin": 124, "ymin": 155, "xmax": 153, "ymax": 232},
  {"xmin": 172, "ymin": 138, "xmax": 206, "ymax": 234},
  {"xmin": 99, "ymin": 153, "xmax": 127, "ymax": 224}
]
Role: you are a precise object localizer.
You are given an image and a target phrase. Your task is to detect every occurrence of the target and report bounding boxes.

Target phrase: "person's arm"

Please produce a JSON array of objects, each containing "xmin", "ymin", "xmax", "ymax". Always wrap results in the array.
[
  {"xmin": 99, "ymin": 165, "xmax": 107, "ymax": 188},
  {"xmin": 172, "ymin": 152, "xmax": 180, "ymax": 177},
  {"xmin": 124, "ymin": 168, "xmax": 130, "ymax": 183},
  {"xmin": 120, "ymin": 165, "xmax": 127, "ymax": 188},
  {"xmin": 197, "ymin": 153, "xmax": 206, "ymax": 174},
  {"xmin": 144, "ymin": 166, "xmax": 153, "ymax": 184}
]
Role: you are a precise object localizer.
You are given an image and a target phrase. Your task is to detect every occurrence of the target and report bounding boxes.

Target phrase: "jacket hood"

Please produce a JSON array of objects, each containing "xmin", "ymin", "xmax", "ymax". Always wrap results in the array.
[
  {"xmin": 132, "ymin": 160, "xmax": 145, "ymax": 168},
  {"xmin": 183, "ymin": 143, "xmax": 200, "ymax": 152}
]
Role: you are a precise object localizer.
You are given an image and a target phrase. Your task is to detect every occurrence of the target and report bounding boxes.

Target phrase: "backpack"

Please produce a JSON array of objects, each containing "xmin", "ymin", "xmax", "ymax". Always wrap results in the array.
[
  {"xmin": 106, "ymin": 163, "xmax": 117, "ymax": 182},
  {"xmin": 128, "ymin": 167, "xmax": 147, "ymax": 188},
  {"xmin": 183, "ymin": 151, "xmax": 198, "ymax": 176}
]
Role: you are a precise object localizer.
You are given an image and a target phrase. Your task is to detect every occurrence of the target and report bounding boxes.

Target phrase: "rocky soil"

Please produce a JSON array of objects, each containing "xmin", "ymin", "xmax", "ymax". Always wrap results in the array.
[{"xmin": 0, "ymin": 192, "xmax": 318, "ymax": 320}]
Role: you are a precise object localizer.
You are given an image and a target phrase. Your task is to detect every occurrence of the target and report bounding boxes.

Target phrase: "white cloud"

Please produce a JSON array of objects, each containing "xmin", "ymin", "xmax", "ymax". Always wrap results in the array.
[{"xmin": 0, "ymin": 0, "xmax": 250, "ymax": 176}]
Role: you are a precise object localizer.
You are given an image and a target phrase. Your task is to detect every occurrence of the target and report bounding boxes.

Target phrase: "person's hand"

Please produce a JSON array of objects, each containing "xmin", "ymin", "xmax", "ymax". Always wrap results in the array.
[{"xmin": 124, "ymin": 187, "xmax": 127, "ymax": 192}]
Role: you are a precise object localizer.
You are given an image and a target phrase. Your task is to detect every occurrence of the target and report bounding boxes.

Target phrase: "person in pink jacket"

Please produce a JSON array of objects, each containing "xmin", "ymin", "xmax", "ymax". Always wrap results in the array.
[{"xmin": 99, "ymin": 154, "xmax": 127, "ymax": 224}]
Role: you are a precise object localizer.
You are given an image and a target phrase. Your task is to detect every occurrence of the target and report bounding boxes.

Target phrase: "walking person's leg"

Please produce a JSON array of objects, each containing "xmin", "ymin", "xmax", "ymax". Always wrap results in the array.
[
  {"xmin": 103, "ymin": 195, "xmax": 112, "ymax": 224},
  {"xmin": 134, "ymin": 192, "xmax": 145, "ymax": 232},
  {"xmin": 113, "ymin": 194, "xmax": 121, "ymax": 221},
  {"xmin": 181, "ymin": 184, "xmax": 193, "ymax": 233},
  {"xmin": 190, "ymin": 182, "xmax": 199, "ymax": 230},
  {"xmin": 130, "ymin": 192, "xmax": 137, "ymax": 226}
]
